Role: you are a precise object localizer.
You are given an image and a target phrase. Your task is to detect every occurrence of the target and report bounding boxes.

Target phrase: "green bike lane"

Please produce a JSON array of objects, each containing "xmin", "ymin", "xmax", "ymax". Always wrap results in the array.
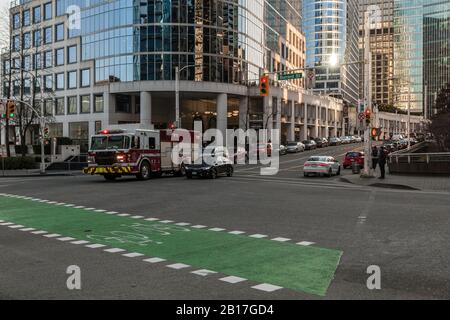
[{"xmin": 0, "ymin": 194, "xmax": 342, "ymax": 296}]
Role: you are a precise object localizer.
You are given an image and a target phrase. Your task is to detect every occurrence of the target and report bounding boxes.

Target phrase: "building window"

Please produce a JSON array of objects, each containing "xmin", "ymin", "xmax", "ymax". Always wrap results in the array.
[
  {"xmin": 23, "ymin": 10, "xmax": 30, "ymax": 27},
  {"xmin": 44, "ymin": 74, "xmax": 53, "ymax": 92},
  {"xmin": 115, "ymin": 95, "xmax": 131, "ymax": 113},
  {"xmin": 33, "ymin": 30, "xmax": 41, "ymax": 47},
  {"xmin": 33, "ymin": 6, "xmax": 41, "ymax": 24},
  {"xmin": 67, "ymin": 71, "xmax": 77, "ymax": 89},
  {"xmin": 24, "ymin": 78, "xmax": 31, "ymax": 95},
  {"xmin": 55, "ymin": 48, "xmax": 64, "ymax": 66},
  {"xmin": 69, "ymin": 122, "xmax": 89, "ymax": 140},
  {"xmin": 67, "ymin": 45, "xmax": 77, "ymax": 64},
  {"xmin": 55, "ymin": 23, "xmax": 64, "ymax": 42},
  {"xmin": 23, "ymin": 55, "xmax": 31, "ymax": 71},
  {"xmin": 55, "ymin": 73, "xmax": 64, "ymax": 90},
  {"xmin": 55, "ymin": 98, "xmax": 64, "ymax": 115},
  {"xmin": 44, "ymin": 50, "xmax": 52, "ymax": 68},
  {"xmin": 67, "ymin": 96, "xmax": 77, "ymax": 114},
  {"xmin": 95, "ymin": 121, "xmax": 102, "ymax": 133},
  {"xmin": 43, "ymin": 2, "xmax": 52, "ymax": 20},
  {"xmin": 23, "ymin": 32, "xmax": 31, "ymax": 49},
  {"xmin": 33, "ymin": 53, "xmax": 42, "ymax": 70},
  {"xmin": 44, "ymin": 26, "xmax": 52, "ymax": 44},
  {"xmin": 13, "ymin": 13, "xmax": 20, "ymax": 29},
  {"xmin": 12, "ymin": 35, "xmax": 19, "ymax": 51},
  {"xmin": 80, "ymin": 69, "xmax": 90, "ymax": 87},
  {"xmin": 94, "ymin": 94, "xmax": 104, "ymax": 113},
  {"xmin": 44, "ymin": 99, "xmax": 53, "ymax": 116},
  {"xmin": 80, "ymin": 95, "xmax": 90, "ymax": 113}
]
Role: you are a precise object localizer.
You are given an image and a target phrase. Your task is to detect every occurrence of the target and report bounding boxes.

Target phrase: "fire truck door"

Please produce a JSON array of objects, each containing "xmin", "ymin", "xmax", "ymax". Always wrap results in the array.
[{"xmin": 160, "ymin": 142, "xmax": 174, "ymax": 171}]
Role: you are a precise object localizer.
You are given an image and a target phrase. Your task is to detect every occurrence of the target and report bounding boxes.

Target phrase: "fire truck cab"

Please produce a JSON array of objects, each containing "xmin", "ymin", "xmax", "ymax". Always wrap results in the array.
[{"xmin": 83, "ymin": 128, "xmax": 199, "ymax": 181}]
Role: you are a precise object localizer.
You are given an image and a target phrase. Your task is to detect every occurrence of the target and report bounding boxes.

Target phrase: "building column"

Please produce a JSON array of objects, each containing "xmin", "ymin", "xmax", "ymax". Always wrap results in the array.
[
  {"xmin": 303, "ymin": 100, "xmax": 308, "ymax": 140},
  {"xmin": 263, "ymin": 96, "xmax": 273, "ymax": 132},
  {"xmin": 333, "ymin": 108, "xmax": 338, "ymax": 137},
  {"xmin": 275, "ymin": 98, "xmax": 281, "ymax": 132},
  {"xmin": 217, "ymin": 93, "xmax": 228, "ymax": 140},
  {"xmin": 325, "ymin": 105, "xmax": 329, "ymax": 138},
  {"xmin": 288, "ymin": 100, "xmax": 295, "ymax": 141},
  {"xmin": 239, "ymin": 97, "xmax": 248, "ymax": 130},
  {"xmin": 314, "ymin": 104, "xmax": 319, "ymax": 138},
  {"xmin": 140, "ymin": 91, "xmax": 152, "ymax": 128}
]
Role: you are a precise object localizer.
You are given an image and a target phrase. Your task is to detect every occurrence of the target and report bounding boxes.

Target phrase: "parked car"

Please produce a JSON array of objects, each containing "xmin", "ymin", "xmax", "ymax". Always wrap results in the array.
[
  {"xmin": 278, "ymin": 144, "xmax": 287, "ymax": 156},
  {"xmin": 343, "ymin": 151, "xmax": 365, "ymax": 169},
  {"xmin": 303, "ymin": 156, "xmax": 341, "ymax": 177},
  {"xmin": 315, "ymin": 138, "xmax": 329, "ymax": 148},
  {"xmin": 185, "ymin": 146, "xmax": 233, "ymax": 179},
  {"xmin": 340, "ymin": 136, "xmax": 351, "ymax": 144},
  {"xmin": 329, "ymin": 137, "xmax": 342, "ymax": 146},
  {"xmin": 302, "ymin": 140, "xmax": 317, "ymax": 150},
  {"xmin": 353, "ymin": 136, "xmax": 363, "ymax": 143},
  {"xmin": 286, "ymin": 142, "xmax": 305, "ymax": 153}
]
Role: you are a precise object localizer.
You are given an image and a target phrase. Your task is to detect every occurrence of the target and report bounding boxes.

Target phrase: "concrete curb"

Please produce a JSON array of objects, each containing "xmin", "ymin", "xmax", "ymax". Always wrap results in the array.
[
  {"xmin": 339, "ymin": 177, "xmax": 421, "ymax": 191},
  {"xmin": 0, "ymin": 172, "xmax": 82, "ymax": 178}
]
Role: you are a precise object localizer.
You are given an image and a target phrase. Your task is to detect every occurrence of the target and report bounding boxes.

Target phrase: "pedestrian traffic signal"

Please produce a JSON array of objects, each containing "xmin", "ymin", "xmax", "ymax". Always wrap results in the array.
[
  {"xmin": 43, "ymin": 127, "xmax": 49, "ymax": 138},
  {"xmin": 6, "ymin": 100, "xmax": 15, "ymax": 118},
  {"xmin": 371, "ymin": 128, "xmax": 382, "ymax": 139},
  {"xmin": 259, "ymin": 75, "xmax": 269, "ymax": 97}
]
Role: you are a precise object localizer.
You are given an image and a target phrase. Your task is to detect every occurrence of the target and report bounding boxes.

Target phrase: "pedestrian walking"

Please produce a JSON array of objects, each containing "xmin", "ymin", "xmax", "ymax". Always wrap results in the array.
[
  {"xmin": 378, "ymin": 146, "xmax": 387, "ymax": 179},
  {"xmin": 371, "ymin": 146, "xmax": 379, "ymax": 170}
]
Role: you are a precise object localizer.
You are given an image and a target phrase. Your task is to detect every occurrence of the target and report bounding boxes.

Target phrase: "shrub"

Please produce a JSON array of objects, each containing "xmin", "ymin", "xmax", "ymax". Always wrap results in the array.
[{"xmin": 0, "ymin": 156, "xmax": 37, "ymax": 170}]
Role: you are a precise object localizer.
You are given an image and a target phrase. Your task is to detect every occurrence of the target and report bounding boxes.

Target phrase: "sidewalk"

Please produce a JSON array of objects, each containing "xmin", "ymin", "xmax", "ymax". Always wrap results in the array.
[
  {"xmin": 340, "ymin": 167, "xmax": 450, "ymax": 192},
  {"xmin": 0, "ymin": 169, "xmax": 82, "ymax": 178}
]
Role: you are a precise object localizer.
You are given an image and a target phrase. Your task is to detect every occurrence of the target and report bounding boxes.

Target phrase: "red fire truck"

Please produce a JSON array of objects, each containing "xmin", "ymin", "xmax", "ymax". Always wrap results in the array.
[{"xmin": 83, "ymin": 128, "xmax": 200, "ymax": 181}]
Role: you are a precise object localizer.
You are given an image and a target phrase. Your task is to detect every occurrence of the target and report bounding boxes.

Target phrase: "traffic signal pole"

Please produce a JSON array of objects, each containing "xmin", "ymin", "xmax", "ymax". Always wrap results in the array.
[{"xmin": 362, "ymin": 12, "xmax": 373, "ymax": 178}]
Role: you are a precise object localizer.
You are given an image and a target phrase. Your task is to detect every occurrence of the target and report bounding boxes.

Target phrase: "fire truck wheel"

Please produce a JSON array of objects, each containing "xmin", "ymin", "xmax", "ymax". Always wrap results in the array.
[
  {"xmin": 137, "ymin": 162, "xmax": 151, "ymax": 180},
  {"xmin": 103, "ymin": 174, "xmax": 117, "ymax": 181}
]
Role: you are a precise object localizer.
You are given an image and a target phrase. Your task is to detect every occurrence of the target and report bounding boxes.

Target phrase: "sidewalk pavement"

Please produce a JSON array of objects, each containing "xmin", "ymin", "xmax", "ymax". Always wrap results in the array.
[
  {"xmin": 0, "ymin": 169, "xmax": 82, "ymax": 178},
  {"xmin": 340, "ymin": 167, "xmax": 450, "ymax": 192}
]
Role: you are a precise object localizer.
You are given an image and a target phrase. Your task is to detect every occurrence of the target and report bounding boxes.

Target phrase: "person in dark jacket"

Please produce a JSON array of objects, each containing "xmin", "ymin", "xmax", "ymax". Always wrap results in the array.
[
  {"xmin": 378, "ymin": 146, "xmax": 387, "ymax": 179},
  {"xmin": 371, "ymin": 146, "xmax": 379, "ymax": 170}
]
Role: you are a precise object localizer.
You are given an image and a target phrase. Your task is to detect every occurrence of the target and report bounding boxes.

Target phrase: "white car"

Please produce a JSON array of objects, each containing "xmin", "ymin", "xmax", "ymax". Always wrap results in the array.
[
  {"xmin": 353, "ymin": 136, "xmax": 362, "ymax": 143},
  {"xmin": 303, "ymin": 156, "xmax": 341, "ymax": 177},
  {"xmin": 286, "ymin": 142, "xmax": 305, "ymax": 153}
]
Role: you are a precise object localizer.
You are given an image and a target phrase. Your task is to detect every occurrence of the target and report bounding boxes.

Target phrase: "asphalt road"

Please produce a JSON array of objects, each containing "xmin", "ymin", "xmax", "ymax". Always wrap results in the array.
[{"xmin": 0, "ymin": 143, "xmax": 449, "ymax": 300}]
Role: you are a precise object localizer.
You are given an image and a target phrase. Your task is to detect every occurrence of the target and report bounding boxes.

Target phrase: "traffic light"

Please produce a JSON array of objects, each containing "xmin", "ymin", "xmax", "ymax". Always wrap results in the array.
[
  {"xmin": 43, "ymin": 127, "xmax": 49, "ymax": 138},
  {"xmin": 6, "ymin": 100, "xmax": 15, "ymax": 118},
  {"xmin": 259, "ymin": 75, "xmax": 269, "ymax": 97},
  {"xmin": 364, "ymin": 108, "xmax": 371, "ymax": 125},
  {"xmin": 371, "ymin": 128, "xmax": 382, "ymax": 139}
]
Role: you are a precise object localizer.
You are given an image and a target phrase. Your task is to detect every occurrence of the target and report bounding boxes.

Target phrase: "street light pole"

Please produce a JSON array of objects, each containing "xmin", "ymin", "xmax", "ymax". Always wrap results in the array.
[
  {"xmin": 174, "ymin": 64, "xmax": 202, "ymax": 128},
  {"xmin": 407, "ymin": 85, "xmax": 411, "ymax": 150}
]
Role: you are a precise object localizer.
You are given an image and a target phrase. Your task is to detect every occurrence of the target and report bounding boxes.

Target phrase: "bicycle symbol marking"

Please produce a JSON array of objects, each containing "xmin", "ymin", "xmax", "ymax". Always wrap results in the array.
[{"xmin": 86, "ymin": 223, "xmax": 191, "ymax": 247}]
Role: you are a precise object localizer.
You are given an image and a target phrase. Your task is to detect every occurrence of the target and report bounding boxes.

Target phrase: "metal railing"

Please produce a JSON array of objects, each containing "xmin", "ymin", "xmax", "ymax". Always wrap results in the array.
[{"xmin": 389, "ymin": 152, "xmax": 450, "ymax": 165}]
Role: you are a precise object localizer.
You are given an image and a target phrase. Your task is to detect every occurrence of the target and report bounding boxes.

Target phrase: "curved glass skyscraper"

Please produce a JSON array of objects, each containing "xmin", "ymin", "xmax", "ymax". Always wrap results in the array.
[{"xmin": 303, "ymin": 0, "xmax": 359, "ymax": 106}]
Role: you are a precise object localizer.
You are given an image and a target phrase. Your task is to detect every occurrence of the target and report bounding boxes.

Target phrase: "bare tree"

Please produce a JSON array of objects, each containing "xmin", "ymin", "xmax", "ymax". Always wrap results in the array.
[
  {"xmin": 0, "ymin": 4, "xmax": 9, "ymax": 50},
  {"xmin": 5, "ymin": 5, "xmax": 55, "ymax": 157}
]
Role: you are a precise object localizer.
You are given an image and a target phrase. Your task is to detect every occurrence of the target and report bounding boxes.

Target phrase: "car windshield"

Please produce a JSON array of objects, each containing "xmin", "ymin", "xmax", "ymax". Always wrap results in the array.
[
  {"xmin": 346, "ymin": 152, "xmax": 361, "ymax": 158},
  {"xmin": 308, "ymin": 157, "xmax": 328, "ymax": 162},
  {"xmin": 302, "ymin": 141, "xmax": 308, "ymax": 144},
  {"xmin": 287, "ymin": 142, "xmax": 297, "ymax": 146},
  {"xmin": 91, "ymin": 135, "xmax": 130, "ymax": 150}
]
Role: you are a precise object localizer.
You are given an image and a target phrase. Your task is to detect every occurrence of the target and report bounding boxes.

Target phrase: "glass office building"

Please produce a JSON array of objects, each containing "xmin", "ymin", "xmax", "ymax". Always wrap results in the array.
[
  {"xmin": 5, "ymin": 0, "xmax": 341, "ymax": 149},
  {"xmin": 303, "ymin": 0, "xmax": 360, "ymax": 106},
  {"xmin": 423, "ymin": 1, "xmax": 450, "ymax": 117},
  {"xmin": 359, "ymin": 0, "xmax": 395, "ymax": 107},
  {"xmin": 394, "ymin": 0, "xmax": 449, "ymax": 114}
]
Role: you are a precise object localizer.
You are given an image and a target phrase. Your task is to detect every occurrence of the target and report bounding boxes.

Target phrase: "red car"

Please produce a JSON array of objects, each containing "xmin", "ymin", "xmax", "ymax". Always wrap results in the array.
[{"xmin": 343, "ymin": 151, "xmax": 365, "ymax": 169}]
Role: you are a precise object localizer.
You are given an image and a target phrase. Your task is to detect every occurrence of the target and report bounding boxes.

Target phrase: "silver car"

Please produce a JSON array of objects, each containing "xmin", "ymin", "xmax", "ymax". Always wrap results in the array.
[
  {"xmin": 286, "ymin": 142, "xmax": 305, "ymax": 153},
  {"xmin": 303, "ymin": 156, "xmax": 341, "ymax": 177}
]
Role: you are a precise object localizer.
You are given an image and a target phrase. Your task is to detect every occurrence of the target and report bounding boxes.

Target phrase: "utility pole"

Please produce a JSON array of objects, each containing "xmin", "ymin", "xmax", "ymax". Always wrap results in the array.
[{"xmin": 362, "ymin": 11, "xmax": 373, "ymax": 177}]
